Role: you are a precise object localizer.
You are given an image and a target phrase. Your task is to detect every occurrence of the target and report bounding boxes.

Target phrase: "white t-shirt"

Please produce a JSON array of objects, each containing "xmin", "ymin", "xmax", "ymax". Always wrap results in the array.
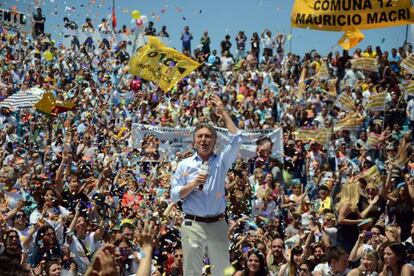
[{"xmin": 313, "ymin": 262, "xmax": 350, "ymax": 275}]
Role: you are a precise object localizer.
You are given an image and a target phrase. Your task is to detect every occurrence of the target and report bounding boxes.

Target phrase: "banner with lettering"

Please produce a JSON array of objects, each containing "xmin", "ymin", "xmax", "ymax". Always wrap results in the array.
[
  {"xmin": 131, "ymin": 124, "xmax": 284, "ymax": 162},
  {"xmin": 0, "ymin": 9, "xmax": 32, "ymax": 33},
  {"xmin": 291, "ymin": 0, "xmax": 414, "ymax": 31}
]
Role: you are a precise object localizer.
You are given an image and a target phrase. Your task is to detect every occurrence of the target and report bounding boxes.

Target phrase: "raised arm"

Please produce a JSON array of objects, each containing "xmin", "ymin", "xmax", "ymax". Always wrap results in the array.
[{"xmin": 210, "ymin": 95, "xmax": 237, "ymax": 135}]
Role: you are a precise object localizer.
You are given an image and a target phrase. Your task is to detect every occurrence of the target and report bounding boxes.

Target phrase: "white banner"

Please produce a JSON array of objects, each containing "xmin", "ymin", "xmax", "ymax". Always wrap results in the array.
[
  {"xmin": 0, "ymin": 9, "xmax": 32, "ymax": 33},
  {"xmin": 61, "ymin": 26, "xmax": 171, "ymax": 57},
  {"xmin": 131, "ymin": 124, "xmax": 284, "ymax": 162}
]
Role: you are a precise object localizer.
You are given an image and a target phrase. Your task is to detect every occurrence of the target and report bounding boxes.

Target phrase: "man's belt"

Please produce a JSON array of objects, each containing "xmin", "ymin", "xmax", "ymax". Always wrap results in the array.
[{"xmin": 184, "ymin": 213, "xmax": 224, "ymax": 223}]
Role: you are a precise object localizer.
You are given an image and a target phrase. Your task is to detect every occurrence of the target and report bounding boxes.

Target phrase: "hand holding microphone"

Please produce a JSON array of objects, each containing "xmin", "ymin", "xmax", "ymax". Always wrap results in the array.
[{"xmin": 196, "ymin": 161, "xmax": 209, "ymax": 191}]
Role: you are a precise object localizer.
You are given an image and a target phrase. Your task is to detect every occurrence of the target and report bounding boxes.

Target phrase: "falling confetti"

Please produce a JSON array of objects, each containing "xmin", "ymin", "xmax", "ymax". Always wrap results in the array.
[{"xmin": 182, "ymin": 16, "xmax": 186, "ymax": 20}]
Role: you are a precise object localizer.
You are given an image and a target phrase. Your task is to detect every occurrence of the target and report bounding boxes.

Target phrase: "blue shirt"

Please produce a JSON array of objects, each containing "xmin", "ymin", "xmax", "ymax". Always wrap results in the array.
[{"xmin": 171, "ymin": 133, "xmax": 242, "ymax": 217}]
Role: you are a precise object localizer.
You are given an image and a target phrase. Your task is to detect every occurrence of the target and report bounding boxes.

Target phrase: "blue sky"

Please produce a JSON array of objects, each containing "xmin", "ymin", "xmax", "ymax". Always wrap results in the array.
[{"xmin": 3, "ymin": 0, "xmax": 413, "ymax": 56}]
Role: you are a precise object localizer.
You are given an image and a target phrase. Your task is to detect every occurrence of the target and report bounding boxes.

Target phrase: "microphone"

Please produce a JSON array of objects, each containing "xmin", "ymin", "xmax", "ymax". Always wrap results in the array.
[{"xmin": 198, "ymin": 161, "xmax": 209, "ymax": 191}]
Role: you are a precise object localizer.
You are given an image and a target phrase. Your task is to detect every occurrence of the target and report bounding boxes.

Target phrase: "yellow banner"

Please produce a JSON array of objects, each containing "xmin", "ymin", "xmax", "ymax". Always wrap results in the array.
[
  {"xmin": 351, "ymin": 58, "xmax": 378, "ymax": 71},
  {"xmin": 294, "ymin": 127, "xmax": 332, "ymax": 145},
  {"xmin": 128, "ymin": 36, "xmax": 201, "ymax": 92},
  {"xmin": 401, "ymin": 55, "xmax": 414, "ymax": 73},
  {"xmin": 334, "ymin": 112, "xmax": 364, "ymax": 132},
  {"xmin": 291, "ymin": 0, "xmax": 414, "ymax": 31}
]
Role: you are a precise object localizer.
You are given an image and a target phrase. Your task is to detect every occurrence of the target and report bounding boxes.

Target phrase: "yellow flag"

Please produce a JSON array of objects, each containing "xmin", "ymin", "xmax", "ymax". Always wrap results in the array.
[
  {"xmin": 294, "ymin": 128, "xmax": 332, "ymax": 146},
  {"xmin": 401, "ymin": 81, "xmax": 414, "ymax": 96},
  {"xmin": 291, "ymin": 0, "xmax": 414, "ymax": 32},
  {"xmin": 34, "ymin": 92, "xmax": 56, "ymax": 114},
  {"xmin": 334, "ymin": 92, "xmax": 356, "ymax": 112},
  {"xmin": 334, "ymin": 112, "xmax": 364, "ymax": 132},
  {"xmin": 364, "ymin": 92, "xmax": 387, "ymax": 111},
  {"xmin": 401, "ymin": 55, "xmax": 414, "ymax": 73},
  {"xmin": 338, "ymin": 29, "xmax": 365, "ymax": 50},
  {"xmin": 351, "ymin": 58, "xmax": 378, "ymax": 71},
  {"xmin": 128, "ymin": 36, "xmax": 201, "ymax": 92},
  {"xmin": 316, "ymin": 62, "xmax": 330, "ymax": 79},
  {"xmin": 34, "ymin": 92, "xmax": 75, "ymax": 115},
  {"xmin": 366, "ymin": 133, "xmax": 382, "ymax": 149}
]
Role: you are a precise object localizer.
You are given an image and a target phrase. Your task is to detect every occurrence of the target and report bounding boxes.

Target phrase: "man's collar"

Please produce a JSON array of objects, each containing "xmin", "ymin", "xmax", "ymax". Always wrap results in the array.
[{"xmin": 192, "ymin": 152, "xmax": 217, "ymax": 162}]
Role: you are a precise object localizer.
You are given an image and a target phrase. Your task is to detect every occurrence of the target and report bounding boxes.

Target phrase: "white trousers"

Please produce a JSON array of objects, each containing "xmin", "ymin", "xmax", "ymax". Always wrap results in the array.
[{"xmin": 180, "ymin": 219, "xmax": 230, "ymax": 276}]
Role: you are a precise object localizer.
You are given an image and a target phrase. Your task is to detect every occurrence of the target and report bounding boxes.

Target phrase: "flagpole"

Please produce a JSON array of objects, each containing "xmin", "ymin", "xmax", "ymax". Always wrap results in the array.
[
  {"xmin": 404, "ymin": 24, "xmax": 409, "ymax": 49},
  {"xmin": 289, "ymin": 25, "xmax": 293, "ymax": 53}
]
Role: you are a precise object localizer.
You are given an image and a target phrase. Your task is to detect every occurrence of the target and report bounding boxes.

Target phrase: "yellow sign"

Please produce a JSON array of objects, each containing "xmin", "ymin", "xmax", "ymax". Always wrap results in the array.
[
  {"xmin": 351, "ymin": 58, "xmax": 378, "ymax": 71},
  {"xmin": 128, "ymin": 36, "xmax": 201, "ymax": 92},
  {"xmin": 291, "ymin": 0, "xmax": 414, "ymax": 31},
  {"xmin": 294, "ymin": 127, "xmax": 332, "ymax": 145}
]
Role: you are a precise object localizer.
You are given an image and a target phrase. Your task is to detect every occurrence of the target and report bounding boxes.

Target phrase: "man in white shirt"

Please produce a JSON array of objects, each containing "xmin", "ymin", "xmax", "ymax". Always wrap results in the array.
[
  {"xmin": 313, "ymin": 246, "xmax": 350, "ymax": 276},
  {"xmin": 261, "ymin": 29, "xmax": 275, "ymax": 57}
]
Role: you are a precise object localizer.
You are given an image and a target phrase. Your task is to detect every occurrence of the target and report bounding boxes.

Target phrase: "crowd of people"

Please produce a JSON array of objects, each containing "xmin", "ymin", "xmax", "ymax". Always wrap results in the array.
[{"xmin": 0, "ymin": 13, "xmax": 414, "ymax": 276}]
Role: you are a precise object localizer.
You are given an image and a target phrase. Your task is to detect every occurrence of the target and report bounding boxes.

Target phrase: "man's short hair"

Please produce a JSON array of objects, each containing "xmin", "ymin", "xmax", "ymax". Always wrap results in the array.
[
  {"xmin": 121, "ymin": 223, "xmax": 135, "ymax": 232},
  {"xmin": 326, "ymin": 246, "xmax": 347, "ymax": 263},
  {"xmin": 256, "ymin": 136, "xmax": 273, "ymax": 147},
  {"xmin": 193, "ymin": 123, "xmax": 217, "ymax": 143}
]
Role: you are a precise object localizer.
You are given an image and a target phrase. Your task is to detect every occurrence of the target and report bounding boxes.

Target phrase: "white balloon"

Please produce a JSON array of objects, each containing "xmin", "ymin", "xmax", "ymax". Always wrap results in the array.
[{"xmin": 140, "ymin": 15, "xmax": 148, "ymax": 24}]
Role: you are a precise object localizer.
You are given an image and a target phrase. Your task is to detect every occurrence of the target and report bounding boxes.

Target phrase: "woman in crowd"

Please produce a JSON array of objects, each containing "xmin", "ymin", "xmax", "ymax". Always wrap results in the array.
[
  {"xmin": 336, "ymin": 180, "xmax": 363, "ymax": 253},
  {"xmin": 234, "ymin": 248, "xmax": 269, "ymax": 276},
  {"xmin": 348, "ymin": 250, "xmax": 382, "ymax": 276},
  {"xmin": 380, "ymin": 242, "xmax": 414, "ymax": 276},
  {"xmin": 278, "ymin": 245, "xmax": 303, "ymax": 276}
]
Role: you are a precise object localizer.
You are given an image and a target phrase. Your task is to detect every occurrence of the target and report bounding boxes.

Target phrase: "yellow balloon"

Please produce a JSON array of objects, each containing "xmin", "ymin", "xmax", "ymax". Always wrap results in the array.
[
  {"xmin": 131, "ymin": 10, "xmax": 141, "ymax": 19},
  {"xmin": 43, "ymin": 51, "xmax": 53, "ymax": 61}
]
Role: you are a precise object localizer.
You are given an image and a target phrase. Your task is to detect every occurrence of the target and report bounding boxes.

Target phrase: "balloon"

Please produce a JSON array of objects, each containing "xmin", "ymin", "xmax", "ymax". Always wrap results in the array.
[
  {"xmin": 43, "ymin": 50, "xmax": 53, "ymax": 61},
  {"xmin": 135, "ymin": 19, "xmax": 143, "ymax": 26},
  {"xmin": 140, "ymin": 15, "xmax": 148, "ymax": 24},
  {"xmin": 131, "ymin": 10, "xmax": 141, "ymax": 19}
]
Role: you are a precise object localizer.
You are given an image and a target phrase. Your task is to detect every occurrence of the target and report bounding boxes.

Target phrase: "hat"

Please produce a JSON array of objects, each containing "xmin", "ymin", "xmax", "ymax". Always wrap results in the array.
[{"xmin": 373, "ymin": 119, "xmax": 383, "ymax": 126}]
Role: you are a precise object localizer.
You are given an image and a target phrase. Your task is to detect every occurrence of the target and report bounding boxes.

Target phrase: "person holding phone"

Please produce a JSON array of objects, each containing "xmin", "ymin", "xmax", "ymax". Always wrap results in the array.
[{"xmin": 171, "ymin": 95, "xmax": 241, "ymax": 275}]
